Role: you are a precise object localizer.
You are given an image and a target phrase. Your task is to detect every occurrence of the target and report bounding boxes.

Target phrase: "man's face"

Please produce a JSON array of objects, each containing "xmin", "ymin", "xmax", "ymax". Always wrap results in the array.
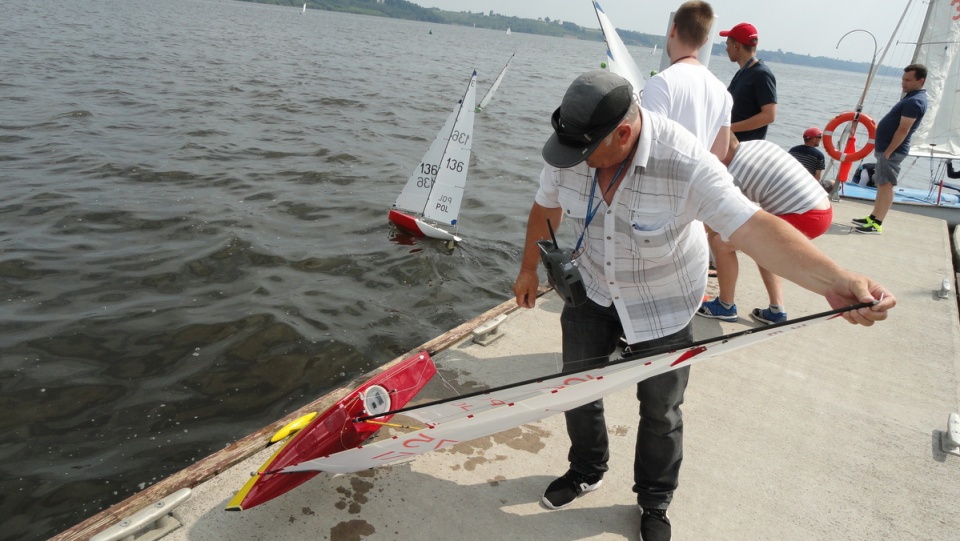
[
  {"xmin": 585, "ymin": 137, "xmax": 616, "ymax": 169},
  {"xmin": 585, "ymin": 130, "xmax": 622, "ymax": 169},
  {"xmin": 724, "ymin": 38, "xmax": 738, "ymax": 61},
  {"xmin": 901, "ymin": 70, "xmax": 925, "ymax": 93}
]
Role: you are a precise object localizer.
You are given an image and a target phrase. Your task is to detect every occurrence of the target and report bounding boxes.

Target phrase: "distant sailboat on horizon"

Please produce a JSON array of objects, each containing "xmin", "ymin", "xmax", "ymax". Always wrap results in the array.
[
  {"xmin": 506, "ymin": 27, "xmax": 511, "ymax": 35},
  {"xmin": 301, "ymin": 2, "xmax": 306, "ymax": 14}
]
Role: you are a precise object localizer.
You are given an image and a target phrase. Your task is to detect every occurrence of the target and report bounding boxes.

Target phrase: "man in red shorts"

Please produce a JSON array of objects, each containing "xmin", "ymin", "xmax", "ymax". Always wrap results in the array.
[{"xmin": 697, "ymin": 136, "xmax": 833, "ymax": 324}]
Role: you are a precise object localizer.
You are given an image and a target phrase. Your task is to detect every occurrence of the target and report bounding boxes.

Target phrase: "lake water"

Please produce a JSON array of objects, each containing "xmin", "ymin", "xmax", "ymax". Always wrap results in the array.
[{"xmin": 0, "ymin": 1, "xmax": 911, "ymax": 539}]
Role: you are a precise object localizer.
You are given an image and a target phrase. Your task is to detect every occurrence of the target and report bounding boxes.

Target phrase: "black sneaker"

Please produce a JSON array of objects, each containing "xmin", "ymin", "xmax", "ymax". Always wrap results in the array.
[
  {"xmin": 851, "ymin": 216, "xmax": 870, "ymax": 225},
  {"xmin": 541, "ymin": 470, "xmax": 603, "ymax": 509},
  {"xmin": 639, "ymin": 507, "xmax": 671, "ymax": 541},
  {"xmin": 854, "ymin": 218, "xmax": 882, "ymax": 234}
]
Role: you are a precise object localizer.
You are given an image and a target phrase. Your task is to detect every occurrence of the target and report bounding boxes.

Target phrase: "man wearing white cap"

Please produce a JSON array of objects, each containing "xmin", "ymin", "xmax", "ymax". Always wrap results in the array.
[
  {"xmin": 721, "ymin": 22, "xmax": 777, "ymax": 141},
  {"xmin": 513, "ymin": 70, "xmax": 895, "ymax": 541}
]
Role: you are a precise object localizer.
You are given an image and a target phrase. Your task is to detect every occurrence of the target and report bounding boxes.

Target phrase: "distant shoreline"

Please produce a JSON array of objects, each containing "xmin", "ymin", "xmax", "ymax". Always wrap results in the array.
[{"xmin": 247, "ymin": 0, "xmax": 895, "ymax": 75}]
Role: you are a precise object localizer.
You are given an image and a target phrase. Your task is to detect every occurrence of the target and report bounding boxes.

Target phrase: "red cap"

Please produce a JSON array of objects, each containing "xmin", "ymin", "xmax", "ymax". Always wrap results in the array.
[
  {"xmin": 719, "ymin": 23, "xmax": 759, "ymax": 46},
  {"xmin": 803, "ymin": 127, "xmax": 823, "ymax": 139}
]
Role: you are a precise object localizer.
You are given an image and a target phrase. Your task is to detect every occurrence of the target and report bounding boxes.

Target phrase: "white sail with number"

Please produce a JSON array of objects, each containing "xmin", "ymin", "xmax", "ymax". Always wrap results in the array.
[
  {"xmin": 422, "ymin": 75, "xmax": 475, "ymax": 226},
  {"xmin": 389, "ymin": 70, "xmax": 476, "ymax": 242},
  {"xmin": 392, "ymin": 110, "xmax": 458, "ymax": 215}
]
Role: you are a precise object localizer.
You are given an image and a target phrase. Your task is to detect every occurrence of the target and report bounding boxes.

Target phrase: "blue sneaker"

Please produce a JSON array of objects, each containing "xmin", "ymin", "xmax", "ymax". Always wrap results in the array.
[
  {"xmin": 750, "ymin": 307, "xmax": 787, "ymax": 325},
  {"xmin": 696, "ymin": 298, "xmax": 738, "ymax": 322}
]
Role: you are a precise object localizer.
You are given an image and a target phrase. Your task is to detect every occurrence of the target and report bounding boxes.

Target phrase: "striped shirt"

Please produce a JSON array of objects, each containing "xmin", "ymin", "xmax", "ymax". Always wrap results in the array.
[
  {"xmin": 728, "ymin": 140, "xmax": 828, "ymax": 215},
  {"xmin": 535, "ymin": 109, "xmax": 759, "ymax": 343}
]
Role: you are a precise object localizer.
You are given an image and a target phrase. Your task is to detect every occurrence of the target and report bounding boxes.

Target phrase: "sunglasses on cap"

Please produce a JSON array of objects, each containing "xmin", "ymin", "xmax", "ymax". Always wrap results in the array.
[{"xmin": 550, "ymin": 105, "xmax": 629, "ymax": 147}]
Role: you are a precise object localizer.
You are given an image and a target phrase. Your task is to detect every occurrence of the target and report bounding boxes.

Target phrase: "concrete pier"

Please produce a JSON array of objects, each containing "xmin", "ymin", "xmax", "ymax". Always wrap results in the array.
[{"xmin": 62, "ymin": 200, "xmax": 960, "ymax": 541}]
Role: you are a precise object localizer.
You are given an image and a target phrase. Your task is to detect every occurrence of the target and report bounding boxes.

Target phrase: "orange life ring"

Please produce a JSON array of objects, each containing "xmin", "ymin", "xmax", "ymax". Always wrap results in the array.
[{"xmin": 822, "ymin": 111, "xmax": 877, "ymax": 162}]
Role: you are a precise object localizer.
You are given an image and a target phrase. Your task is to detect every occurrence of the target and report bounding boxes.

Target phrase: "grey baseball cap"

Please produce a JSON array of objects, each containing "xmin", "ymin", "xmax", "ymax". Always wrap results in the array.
[{"xmin": 542, "ymin": 70, "xmax": 634, "ymax": 168}]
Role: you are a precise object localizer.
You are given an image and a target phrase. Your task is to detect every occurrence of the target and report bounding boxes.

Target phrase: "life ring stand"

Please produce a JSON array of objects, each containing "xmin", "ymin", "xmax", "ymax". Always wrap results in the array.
[{"xmin": 822, "ymin": 111, "xmax": 877, "ymax": 162}]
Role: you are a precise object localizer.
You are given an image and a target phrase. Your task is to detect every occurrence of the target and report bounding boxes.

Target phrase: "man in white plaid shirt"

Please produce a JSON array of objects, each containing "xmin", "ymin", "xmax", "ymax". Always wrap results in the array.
[{"xmin": 512, "ymin": 70, "xmax": 895, "ymax": 541}]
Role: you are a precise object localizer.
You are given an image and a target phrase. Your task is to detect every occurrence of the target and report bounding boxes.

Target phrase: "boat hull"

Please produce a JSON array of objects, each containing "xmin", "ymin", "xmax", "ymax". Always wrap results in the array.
[
  {"xmin": 225, "ymin": 352, "xmax": 436, "ymax": 511},
  {"xmin": 840, "ymin": 182, "xmax": 960, "ymax": 226},
  {"xmin": 388, "ymin": 209, "xmax": 461, "ymax": 242}
]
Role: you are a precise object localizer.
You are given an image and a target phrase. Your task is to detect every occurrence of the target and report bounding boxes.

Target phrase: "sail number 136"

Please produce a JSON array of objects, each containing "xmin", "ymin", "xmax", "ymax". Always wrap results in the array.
[{"xmin": 450, "ymin": 129, "xmax": 469, "ymax": 145}]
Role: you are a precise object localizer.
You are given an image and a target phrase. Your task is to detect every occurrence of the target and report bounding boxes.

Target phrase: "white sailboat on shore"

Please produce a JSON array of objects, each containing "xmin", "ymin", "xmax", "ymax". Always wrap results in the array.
[
  {"xmin": 388, "ymin": 70, "xmax": 477, "ymax": 244},
  {"xmin": 838, "ymin": 0, "xmax": 960, "ymax": 224}
]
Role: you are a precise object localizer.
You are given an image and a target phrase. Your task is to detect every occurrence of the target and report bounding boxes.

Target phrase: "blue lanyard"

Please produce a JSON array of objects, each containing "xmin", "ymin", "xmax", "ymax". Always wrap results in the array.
[{"xmin": 574, "ymin": 155, "xmax": 631, "ymax": 253}]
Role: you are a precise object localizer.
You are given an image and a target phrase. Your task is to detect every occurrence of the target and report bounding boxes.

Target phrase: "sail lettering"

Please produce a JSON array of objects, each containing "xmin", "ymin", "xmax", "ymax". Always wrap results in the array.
[
  {"xmin": 445, "ymin": 158, "xmax": 464, "ymax": 172},
  {"xmin": 400, "ymin": 433, "xmax": 459, "ymax": 450},
  {"xmin": 434, "ymin": 194, "xmax": 453, "ymax": 212},
  {"xmin": 953, "ymin": 0, "xmax": 960, "ymax": 20}
]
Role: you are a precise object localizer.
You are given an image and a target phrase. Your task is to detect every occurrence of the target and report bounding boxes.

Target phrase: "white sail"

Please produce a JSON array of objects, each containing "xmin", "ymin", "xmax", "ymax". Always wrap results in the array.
[
  {"xmin": 301, "ymin": 3, "xmax": 306, "ymax": 13},
  {"xmin": 421, "ymin": 71, "xmax": 476, "ymax": 226},
  {"xmin": 593, "ymin": 1, "xmax": 645, "ymax": 96},
  {"xmin": 908, "ymin": 0, "xmax": 960, "ymax": 159},
  {"xmin": 392, "ymin": 109, "xmax": 458, "ymax": 214},
  {"xmin": 283, "ymin": 307, "xmax": 855, "ymax": 474},
  {"xmin": 477, "ymin": 53, "xmax": 514, "ymax": 112}
]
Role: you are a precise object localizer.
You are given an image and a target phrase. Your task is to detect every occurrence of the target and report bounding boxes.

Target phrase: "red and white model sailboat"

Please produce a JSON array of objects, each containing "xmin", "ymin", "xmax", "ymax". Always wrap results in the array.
[{"xmin": 388, "ymin": 70, "xmax": 477, "ymax": 244}]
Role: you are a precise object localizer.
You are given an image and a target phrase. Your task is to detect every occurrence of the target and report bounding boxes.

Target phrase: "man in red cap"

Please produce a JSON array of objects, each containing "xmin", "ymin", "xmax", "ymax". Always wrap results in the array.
[
  {"xmin": 720, "ymin": 22, "xmax": 777, "ymax": 142},
  {"xmin": 789, "ymin": 127, "xmax": 829, "ymax": 190}
]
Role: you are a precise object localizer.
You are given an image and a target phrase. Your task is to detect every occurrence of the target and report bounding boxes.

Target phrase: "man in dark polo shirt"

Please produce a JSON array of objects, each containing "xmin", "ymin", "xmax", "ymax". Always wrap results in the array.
[
  {"xmin": 721, "ymin": 22, "xmax": 777, "ymax": 141},
  {"xmin": 789, "ymin": 127, "xmax": 830, "ymax": 192},
  {"xmin": 852, "ymin": 64, "xmax": 927, "ymax": 234}
]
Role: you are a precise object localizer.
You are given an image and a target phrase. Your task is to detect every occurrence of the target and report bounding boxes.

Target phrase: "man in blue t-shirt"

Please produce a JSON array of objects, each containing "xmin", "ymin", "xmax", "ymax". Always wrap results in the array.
[
  {"xmin": 720, "ymin": 22, "xmax": 777, "ymax": 141},
  {"xmin": 853, "ymin": 64, "xmax": 927, "ymax": 234}
]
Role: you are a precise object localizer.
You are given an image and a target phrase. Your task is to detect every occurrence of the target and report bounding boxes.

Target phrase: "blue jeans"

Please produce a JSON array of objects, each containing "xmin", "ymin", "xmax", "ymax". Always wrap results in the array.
[{"xmin": 560, "ymin": 299, "xmax": 693, "ymax": 510}]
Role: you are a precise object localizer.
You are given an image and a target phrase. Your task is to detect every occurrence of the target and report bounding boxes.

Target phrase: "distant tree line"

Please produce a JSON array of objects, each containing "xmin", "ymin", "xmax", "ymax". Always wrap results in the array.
[{"xmin": 243, "ymin": 0, "xmax": 894, "ymax": 75}]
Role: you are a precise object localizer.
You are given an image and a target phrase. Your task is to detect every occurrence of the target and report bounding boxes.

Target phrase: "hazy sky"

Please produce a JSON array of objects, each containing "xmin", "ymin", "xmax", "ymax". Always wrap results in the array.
[{"xmin": 414, "ymin": 0, "xmax": 925, "ymax": 64}]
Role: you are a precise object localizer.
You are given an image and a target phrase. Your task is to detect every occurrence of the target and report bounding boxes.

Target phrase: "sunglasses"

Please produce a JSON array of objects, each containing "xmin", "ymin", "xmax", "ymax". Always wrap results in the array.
[{"xmin": 551, "ymin": 106, "xmax": 628, "ymax": 146}]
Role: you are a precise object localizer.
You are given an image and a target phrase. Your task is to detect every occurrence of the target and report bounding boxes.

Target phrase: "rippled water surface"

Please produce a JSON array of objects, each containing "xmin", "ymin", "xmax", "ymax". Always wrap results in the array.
[{"xmin": 0, "ymin": 1, "xmax": 909, "ymax": 539}]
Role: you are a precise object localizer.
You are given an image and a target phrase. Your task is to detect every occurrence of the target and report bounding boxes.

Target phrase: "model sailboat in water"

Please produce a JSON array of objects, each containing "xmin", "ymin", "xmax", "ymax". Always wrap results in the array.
[
  {"xmin": 389, "ymin": 70, "xmax": 477, "ymax": 244},
  {"xmin": 476, "ymin": 53, "xmax": 515, "ymax": 113}
]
